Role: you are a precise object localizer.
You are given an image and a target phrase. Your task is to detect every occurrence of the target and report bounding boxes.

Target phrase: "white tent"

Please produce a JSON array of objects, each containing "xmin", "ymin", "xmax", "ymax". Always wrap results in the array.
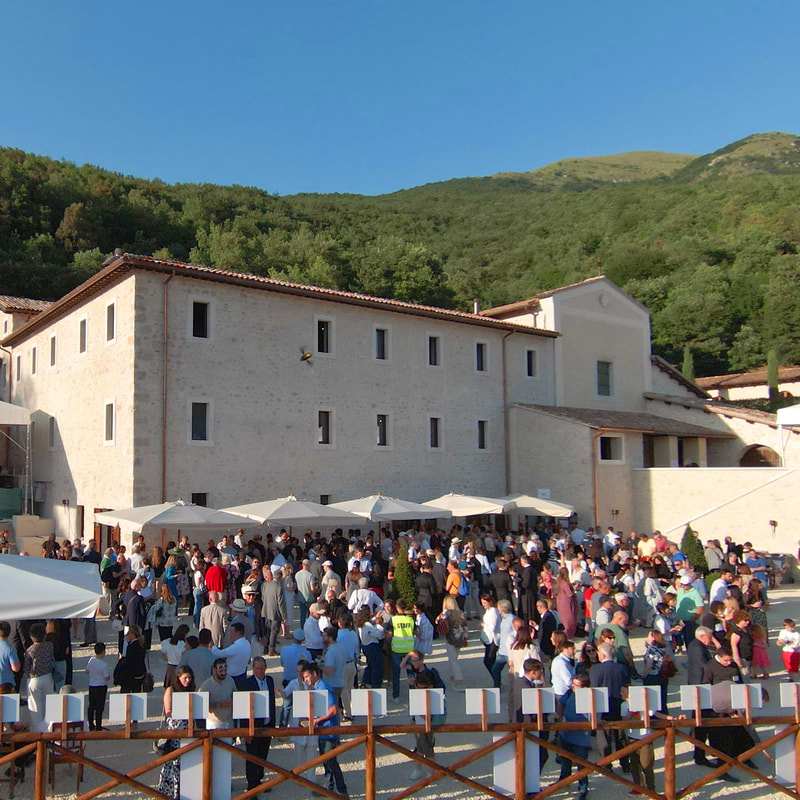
[
  {"xmin": 0, "ymin": 401, "xmax": 32, "ymax": 426},
  {"xmin": 221, "ymin": 496, "xmax": 367, "ymax": 528},
  {"xmin": 329, "ymin": 494, "xmax": 452, "ymax": 522},
  {"xmin": 503, "ymin": 493, "xmax": 574, "ymax": 518},
  {"xmin": 94, "ymin": 500, "xmax": 253, "ymax": 538},
  {"xmin": 777, "ymin": 404, "xmax": 800, "ymax": 427},
  {"xmin": 0, "ymin": 555, "xmax": 102, "ymax": 619},
  {"xmin": 422, "ymin": 492, "xmax": 514, "ymax": 517}
]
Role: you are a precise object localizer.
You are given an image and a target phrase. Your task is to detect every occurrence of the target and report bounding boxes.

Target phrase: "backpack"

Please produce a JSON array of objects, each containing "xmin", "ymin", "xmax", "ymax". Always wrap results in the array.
[{"xmin": 458, "ymin": 575, "xmax": 469, "ymax": 597}]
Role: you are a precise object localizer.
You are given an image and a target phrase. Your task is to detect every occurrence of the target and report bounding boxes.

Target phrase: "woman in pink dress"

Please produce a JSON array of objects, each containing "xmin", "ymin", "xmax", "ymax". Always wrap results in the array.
[{"xmin": 555, "ymin": 568, "xmax": 578, "ymax": 638}]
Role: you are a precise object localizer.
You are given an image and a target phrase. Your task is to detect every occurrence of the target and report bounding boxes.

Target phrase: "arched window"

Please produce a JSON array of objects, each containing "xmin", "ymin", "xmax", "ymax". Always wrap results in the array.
[{"xmin": 739, "ymin": 444, "xmax": 780, "ymax": 467}]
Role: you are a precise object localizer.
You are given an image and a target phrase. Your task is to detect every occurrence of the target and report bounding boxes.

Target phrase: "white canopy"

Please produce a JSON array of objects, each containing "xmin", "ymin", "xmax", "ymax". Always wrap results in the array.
[
  {"xmin": 777, "ymin": 404, "xmax": 800, "ymax": 427},
  {"xmin": 221, "ymin": 496, "xmax": 367, "ymax": 527},
  {"xmin": 329, "ymin": 494, "xmax": 452, "ymax": 522},
  {"xmin": 0, "ymin": 400, "xmax": 31, "ymax": 426},
  {"xmin": 0, "ymin": 555, "xmax": 102, "ymax": 619},
  {"xmin": 503, "ymin": 493, "xmax": 574, "ymax": 518},
  {"xmin": 94, "ymin": 500, "xmax": 253, "ymax": 536},
  {"xmin": 422, "ymin": 492, "xmax": 514, "ymax": 517}
]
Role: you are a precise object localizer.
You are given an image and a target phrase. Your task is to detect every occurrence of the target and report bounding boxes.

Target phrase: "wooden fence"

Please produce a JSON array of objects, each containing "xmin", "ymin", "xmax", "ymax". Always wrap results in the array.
[{"xmin": 2, "ymin": 713, "xmax": 800, "ymax": 800}]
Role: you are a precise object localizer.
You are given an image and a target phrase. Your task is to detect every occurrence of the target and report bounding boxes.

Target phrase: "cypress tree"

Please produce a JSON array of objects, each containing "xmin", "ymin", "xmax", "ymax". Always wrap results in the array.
[
  {"xmin": 767, "ymin": 348, "xmax": 780, "ymax": 405},
  {"xmin": 682, "ymin": 346, "xmax": 695, "ymax": 381},
  {"xmin": 680, "ymin": 525, "xmax": 708, "ymax": 573},
  {"xmin": 393, "ymin": 540, "xmax": 417, "ymax": 608}
]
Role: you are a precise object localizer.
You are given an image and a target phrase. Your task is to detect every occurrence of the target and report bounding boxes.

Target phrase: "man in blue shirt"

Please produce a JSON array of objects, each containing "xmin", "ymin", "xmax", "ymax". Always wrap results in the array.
[
  {"xmin": 743, "ymin": 544, "xmax": 769, "ymax": 594},
  {"xmin": 300, "ymin": 662, "xmax": 348, "ymax": 796},
  {"xmin": 280, "ymin": 629, "xmax": 311, "ymax": 687},
  {"xmin": 0, "ymin": 621, "xmax": 21, "ymax": 692}
]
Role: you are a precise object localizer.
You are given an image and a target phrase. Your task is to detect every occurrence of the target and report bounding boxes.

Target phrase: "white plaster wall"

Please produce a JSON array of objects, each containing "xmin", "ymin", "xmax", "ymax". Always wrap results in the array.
[
  {"xmin": 709, "ymin": 381, "xmax": 800, "ymax": 401},
  {"xmin": 131, "ymin": 272, "xmax": 556, "ymax": 509},
  {"xmin": 650, "ymin": 364, "xmax": 705, "ymax": 399},
  {"xmin": 9, "ymin": 275, "xmax": 137, "ymax": 537},
  {"xmin": 632, "ymin": 467, "xmax": 800, "ymax": 553}
]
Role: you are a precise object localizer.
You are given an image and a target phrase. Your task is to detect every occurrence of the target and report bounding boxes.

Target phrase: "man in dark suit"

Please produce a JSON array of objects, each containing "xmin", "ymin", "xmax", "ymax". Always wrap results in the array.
[
  {"xmin": 487, "ymin": 557, "xmax": 513, "ymax": 605},
  {"xmin": 519, "ymin": 554, "xmax": 538, "ymax": 622},
  {"xmin": 688, "ymin": 625, "xmax": 718, "ymax": 766},
  {"xmin": 238, "ymin": 656, "xmax": 277, "ymax": 794}
]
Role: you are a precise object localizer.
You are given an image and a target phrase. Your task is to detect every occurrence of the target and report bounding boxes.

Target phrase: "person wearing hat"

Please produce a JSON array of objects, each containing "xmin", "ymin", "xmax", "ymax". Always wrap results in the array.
[
  {"xmin": 223, "ymin": 598, "xmax": 254, "ymax": 645},
  {"xmin": 676, "ymin": 573, "xmax": 705, "ymax": 644},
  {"xmin": 320, "ymin": 561, "xmax": 342, "ymax": 596},
  {"xmin": 448, "ymin": 537, "xmax": 462, "ymax": 562}
]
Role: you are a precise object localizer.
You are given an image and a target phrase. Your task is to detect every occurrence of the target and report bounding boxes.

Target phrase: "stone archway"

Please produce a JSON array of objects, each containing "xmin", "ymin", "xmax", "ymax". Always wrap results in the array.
[{"xmin": 739, "ymin": 444, "xmax": 781, "ymax": 467}]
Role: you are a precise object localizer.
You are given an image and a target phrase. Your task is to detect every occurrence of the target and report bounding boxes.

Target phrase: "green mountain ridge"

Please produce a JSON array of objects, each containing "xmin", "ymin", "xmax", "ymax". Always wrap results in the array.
[{"xmin": 1, "ymin": 131, "xmax": 800, "ymax": 376}]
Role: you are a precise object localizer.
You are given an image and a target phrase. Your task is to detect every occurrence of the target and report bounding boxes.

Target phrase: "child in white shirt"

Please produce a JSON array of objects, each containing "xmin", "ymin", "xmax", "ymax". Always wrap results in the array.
[
  {"xmin": 777, "ymin": 618, "xmax": 800, "ymax": 680},
  {"xmin": 87, "ymin": 643, "xmax": 111, "ymax": 730}
]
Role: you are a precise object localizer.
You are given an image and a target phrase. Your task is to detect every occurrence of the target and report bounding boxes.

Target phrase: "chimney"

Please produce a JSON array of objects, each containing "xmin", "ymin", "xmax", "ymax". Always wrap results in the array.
[{"xmin": 472, "ymin": 298, "xmax": 480, "ymax": 314}]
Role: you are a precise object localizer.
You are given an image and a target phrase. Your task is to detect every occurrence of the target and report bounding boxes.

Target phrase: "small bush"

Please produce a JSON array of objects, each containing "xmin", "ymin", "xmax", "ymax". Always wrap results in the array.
[{"xmin": 681, "ymin": 525, "xmax": 709, "ymax": 573}]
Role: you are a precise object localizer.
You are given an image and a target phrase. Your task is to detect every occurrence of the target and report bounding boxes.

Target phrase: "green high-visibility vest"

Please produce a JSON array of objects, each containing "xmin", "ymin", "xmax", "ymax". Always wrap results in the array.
[{"xmin": 391, "ymin": 614, "xmax": 416, "ymax": 653}]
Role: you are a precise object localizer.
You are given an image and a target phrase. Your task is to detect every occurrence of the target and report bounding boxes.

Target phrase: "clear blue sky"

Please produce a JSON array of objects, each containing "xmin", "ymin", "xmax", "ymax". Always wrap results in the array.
[{"xmin": 2, "ymin": 2, "xmax": 798, "ymax": 195}]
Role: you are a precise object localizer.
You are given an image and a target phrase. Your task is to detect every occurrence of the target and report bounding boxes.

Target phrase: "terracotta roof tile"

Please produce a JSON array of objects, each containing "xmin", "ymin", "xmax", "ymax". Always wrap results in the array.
[
  {"xmin": 0, "ymin": 295, "xmax": 52, "ymax": 314},
  {"xmin": 697, "ymin": 365, "xmax": 800, "ymax": 389}
]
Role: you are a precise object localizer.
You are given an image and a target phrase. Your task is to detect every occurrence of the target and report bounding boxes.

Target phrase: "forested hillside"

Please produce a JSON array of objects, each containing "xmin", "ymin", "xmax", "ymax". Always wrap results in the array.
[{"xmin": 2, "ymin": 132, "xmax": 800, "ymax": 375}]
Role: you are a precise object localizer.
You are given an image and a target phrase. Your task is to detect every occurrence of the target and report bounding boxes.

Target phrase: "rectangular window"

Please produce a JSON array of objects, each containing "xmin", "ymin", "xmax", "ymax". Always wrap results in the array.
[
  {"xmin": 317, "ymin": 319, "xmax": 331, "ymax": 354},
  {"xmin": 376, "ymin": 414, "xmax": 389, "ymax": 447},
  {"xmin": 3, "ymin": 320, "xmax": 7, "ymax": 334},
  {"xmin": 429, "ymin": 417, "xmax": 441, "ymax": 449},
  {"xmin": 477, "ymin": 419, "xmax": 488, "ymax": 450},
  {"xmin": 476, "ymin": 342, "xmax": 487, "ymax": 372},
  {"xmin": 0, "ymin": 361, "xmax": 5, "ymax": 387},
  {"xmin": 106, "ymin": 303, "xmax": 116, "ymax": 342},
  {"xmin": 79, "ymin": 319, "xmax": 87, "ymax": 353},
  {"xmin": 192, "ymin": 301, "xmax": 209, "ymax": 339},
  {"xmin": 31, "ymin": 347, "xmax": 36, "ymax": 375},
  {"xmin": 191, "ymin": 492, "xmax": 208, "ymax": 506},
  {"xmin": 191, "ymin": 402, "xmax": 209, "ymax": 442},
  {"xmin": 318, "ymin": 410, "xmax": 332, "ymax": 445},
  {"xmin": 319, "ymin": 494, "xmax": 330, "ymax": 505},
  {"xmin": 428, "ymin": 335, "xmax": 440, "ymax": 366},
  {"xmin": 48, "ymin": 416, "xmax": 55, "ymax": 449},
  {"xmin": 599, "ymin": 435, "xmax": 624, "ymax": 462},
  {"xmin": 526, "ymin": 349, "xmax": 537, "ymax": 377},
  {"xmin": 597, "ymin": 360, "xmax": 613, "ymax": 396},
  {"xmin": 16, "ymin": 355, "xmax": 20, "ymax": 380},
  {"xmin": 50, "ymin": 335, "xmax": 56, "ymax": 367},
  {"xmin": 375, "ymin": 328, "xmax": 388, "ymax": 360},
  {"xmin": 104, "ymin": 402, "xmax": 115, "ymax": 443}
]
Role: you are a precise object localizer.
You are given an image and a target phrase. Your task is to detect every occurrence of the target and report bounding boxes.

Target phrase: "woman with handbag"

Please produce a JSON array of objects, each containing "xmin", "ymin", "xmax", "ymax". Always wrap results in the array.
[
  {"xmin": 156, "ymin": 666, "xmax": 196, "ymax": 799},
  {"xmin": 119, "ymin": 625, "xmax": 147, "ymax": 693}
]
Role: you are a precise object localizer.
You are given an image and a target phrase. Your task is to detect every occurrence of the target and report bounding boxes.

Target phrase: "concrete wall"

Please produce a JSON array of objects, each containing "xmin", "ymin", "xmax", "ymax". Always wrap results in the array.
[
  {"xmin": 632, "ymin": 467, "xmax": 800, "ymax": 552},
  {"xmin": 9, "ymin": 275, "xmax": 138, "ymax": 536},
  {"xmin": 650, "ymin": 363, "xmax": 704, "ymax": 400},
  {"xmin": 508, "ymin": 405, "xmax": 594, "ymax": 524},
  {"xmin": 708, "ymin": 380, "xmax": 800, "ymax": 401},
  {"xmin": 131, "ymin": 271, "xmax": 557, "ymax": 511}
]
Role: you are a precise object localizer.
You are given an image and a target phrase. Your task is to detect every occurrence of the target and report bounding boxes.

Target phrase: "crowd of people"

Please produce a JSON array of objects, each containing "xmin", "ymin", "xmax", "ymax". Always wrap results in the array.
[{"xmin": 0, "ymin": 523, "xmax": 795, "ymax": 799}]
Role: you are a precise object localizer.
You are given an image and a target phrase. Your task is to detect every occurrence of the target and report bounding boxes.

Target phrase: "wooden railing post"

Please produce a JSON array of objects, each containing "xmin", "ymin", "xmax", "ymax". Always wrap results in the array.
[
  {"xmin": 794, "ymin": 726, "xmax": 800, "ymax": 798},
  {"xmin": 364, "ymin": 730, "xmax": 376, "ymax": 800},
  {"xmin": 202, "ymin": 734, "xmax": 213, "ymax": 800},
  {"xmin": 664, "ymin": 725, "xmax": 676, "ymax": 800},
  {"xmin": 515, "ymin": 728, "xmax": 526, "ymax": 800},
  {"xmin": 33, "ymin": 739, "xmax": 47, "ymax": 800}
]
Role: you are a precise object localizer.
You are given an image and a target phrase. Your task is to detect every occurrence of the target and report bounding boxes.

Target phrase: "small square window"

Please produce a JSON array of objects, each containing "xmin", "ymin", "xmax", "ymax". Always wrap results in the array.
[
  {"xmin": 319, "ymin": 494, "xmax": 330, "ymax": 506},
  {"xmin": 375, "ymin": 328, "xmax": 388, "ymax": 360},
  {"xmin": 477, "ymin": 420, "xmax": 488, "ymax": 450},
  {"xmin": 31, "ymin": 347, "xmax": 37, "ymax": 375},
  {"xmin": 48, "ymin": 416, "xmax": 55, "ymax": 449},
  {"xmin": 597, "ymin": 360, "xmax": 613, "ymax": 397},
  {"xmin": 317, "ymin": 319, "xmax": 331, "ymax": 354},
  {"xmin": 318, "ymin": 410, "xmax": 332, "ymax": 446},
  {"xmin": 429, "ymin": 417, "xmax": 441, "ymax": 449},
  {"xmin": 16, "ymin": 355, "xmax": 20, "ymax": 380},
  {"xmin": 428, "ymin": 335, "xmax": 440, "ymax": 367},
  {"xmin": 476, "ymin": 342, "xmax": 487, "ymax": 372},
  {"xmin": 79, "ymin": 319, "xmax": 87, "ymax": 353},
  {"xmin": 192, "ymin": 301, "xmax": 209, "ymax": 339},
  {"xmin": 376, "ymin": 414, "xmax": 389, "ymax": 447},
  {"xmin": 191, "ymin": 402, "xmax": 209, "ymax": 442},
  {"xmin": 50, "ymin": 336, "xmax": 56, "ymax": 367},
  {"xmin": 106, "ymin": 303, "xmax": 116, "ymax": 342},
  {"xmin": 191, "ymin": 492, "xmax": 208, "ymax": 506},
  {"xmin": 526, "ymin": 349, "xmax": 537, "ymax": 377},
  {"xmin": 599, "ymin": 435, "xmax": 624, "ymax": 462},
  {"xmin": 104, "ymin": 402, "xmax": 115, "ymax": 443}
]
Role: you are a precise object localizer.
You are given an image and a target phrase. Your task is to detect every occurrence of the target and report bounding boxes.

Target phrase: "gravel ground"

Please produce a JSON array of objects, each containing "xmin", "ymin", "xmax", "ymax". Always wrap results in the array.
[{"xmin": 5, "ymin": 585, "xmax": 800, "ymax": 800}]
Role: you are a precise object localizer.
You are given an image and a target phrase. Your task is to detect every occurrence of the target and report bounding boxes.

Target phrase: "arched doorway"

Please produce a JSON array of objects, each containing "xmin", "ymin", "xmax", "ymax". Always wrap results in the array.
[{"xmin": 739, "ymin": 444, "xmax": 781, "ymax": 467}]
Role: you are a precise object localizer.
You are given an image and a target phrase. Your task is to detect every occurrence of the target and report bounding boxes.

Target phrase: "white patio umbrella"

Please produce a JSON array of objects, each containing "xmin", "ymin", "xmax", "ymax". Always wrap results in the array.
[
  {"xmin": 503, "ymin": 493, "xmax": 575, "ymax": 518},
  {"xmin": 94, "ymin": 500, "xmax": 254, "ymax": 537},
  {"xmin": 422, "ymin": 492, "xmax": 514, "ymax": 517},
  {"xmin": 221, "ymin": 496, "xmax": 367, "ymax": 528},
  {"xmin": 329, "ymin": 494, "xmax": 452, "ymax": 522},
  {"xmin": 0, "ymin": 555, "xmax": 102, "ymax": 619}
]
